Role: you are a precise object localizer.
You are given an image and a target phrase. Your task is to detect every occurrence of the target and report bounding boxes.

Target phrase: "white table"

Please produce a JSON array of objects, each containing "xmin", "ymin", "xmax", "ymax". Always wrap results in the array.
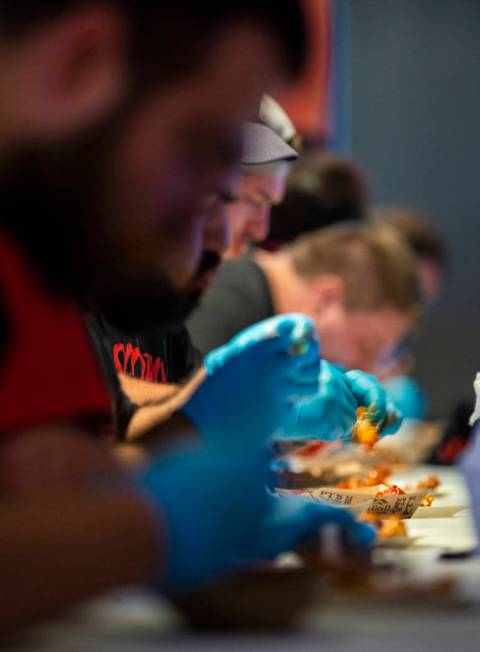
[{"xmin": 16, "ymin": 466, "xmax": 480, "ymax": 652}]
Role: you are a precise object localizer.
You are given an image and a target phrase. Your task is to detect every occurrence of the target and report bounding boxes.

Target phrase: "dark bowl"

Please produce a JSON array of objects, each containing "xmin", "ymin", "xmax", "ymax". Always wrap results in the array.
[{"xmin": 170, "ymin": 566, "xmax": 322, "ymax": 631}]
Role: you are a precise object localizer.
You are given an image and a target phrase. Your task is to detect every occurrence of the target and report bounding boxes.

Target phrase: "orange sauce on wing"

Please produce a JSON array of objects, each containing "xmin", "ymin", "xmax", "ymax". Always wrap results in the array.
[{"xmin": 352, "ymin": 407, "xmax": 379, "ymax": 447}]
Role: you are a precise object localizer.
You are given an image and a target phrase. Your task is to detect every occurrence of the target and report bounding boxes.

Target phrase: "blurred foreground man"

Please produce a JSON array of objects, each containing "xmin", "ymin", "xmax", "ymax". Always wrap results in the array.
[
  {"xmin": 0, "ymin": 1, "xmax": 381, "ymax": 635},
  {"xmin": 0, "ymin": 0, "xmax": 305, "ymax": 469}
]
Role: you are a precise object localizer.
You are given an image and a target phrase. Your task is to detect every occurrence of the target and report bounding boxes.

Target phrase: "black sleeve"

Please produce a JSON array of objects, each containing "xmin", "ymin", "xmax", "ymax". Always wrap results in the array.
[
  {"xmin": 85, "ymin": 313, "xmax": 136, "ymax": 441},
  {"xmin": 186, "ymin": 259, "xmax": 274, "ymax": 357},
  {"xmin": 159, "ymin": 324, "xmax": 203, "ymax": 383}
]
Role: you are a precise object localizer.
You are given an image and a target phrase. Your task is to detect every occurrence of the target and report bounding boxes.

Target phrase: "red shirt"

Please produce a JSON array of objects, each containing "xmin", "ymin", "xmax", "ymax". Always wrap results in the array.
[{"xmin": 0, "ymin": 231, "xmax": 111, "ymax": 434}]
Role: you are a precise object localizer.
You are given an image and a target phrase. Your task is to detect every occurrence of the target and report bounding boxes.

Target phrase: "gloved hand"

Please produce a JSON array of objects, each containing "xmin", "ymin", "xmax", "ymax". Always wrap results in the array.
[
  {"xmin": 182, "ymin": 314, "xmax": 320, "ymax": 449},
  {"xmin": 134, "ymin": 444, "xmax": 270, "ymax": 592},
  {"xmin": 381, "ymin": 376, "xmax": 427, "ymax": 421},
  {"xmin": 282, "ymin": 362, "xmax": 402, "ymax": 441},
  {"xmin": 345, "ymin": 370, "xmax": 402, "ymax": 435},
  {"xmin": 282, "ymin": 360, "xmax": 357, "ymax": 440},
  {"xmin": 249, "ymin": 493, "xmax": 376, "ymax": 560}
]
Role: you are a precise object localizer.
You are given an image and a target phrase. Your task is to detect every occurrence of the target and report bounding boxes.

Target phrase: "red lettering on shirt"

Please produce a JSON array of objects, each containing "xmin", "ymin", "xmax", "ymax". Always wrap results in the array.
[{"xmin": 113, "ymin": 343, "xmax": 167, "ymax": 383}]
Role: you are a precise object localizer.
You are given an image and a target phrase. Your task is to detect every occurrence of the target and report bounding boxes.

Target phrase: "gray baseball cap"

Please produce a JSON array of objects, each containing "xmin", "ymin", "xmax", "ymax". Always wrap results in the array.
[{"xmin": 242, "ymin": 121, "xmax": 299, "ymax": 166}]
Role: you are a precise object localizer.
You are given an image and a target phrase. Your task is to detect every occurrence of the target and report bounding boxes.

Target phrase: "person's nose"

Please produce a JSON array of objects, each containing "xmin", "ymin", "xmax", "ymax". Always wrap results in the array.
[
  {"xmin": 203, "ymin": 202, "xmax": 230, "ymax": 255},
  {"xmin": 245, "ymin": 204, "xmax": 271, "ymax": 244}
]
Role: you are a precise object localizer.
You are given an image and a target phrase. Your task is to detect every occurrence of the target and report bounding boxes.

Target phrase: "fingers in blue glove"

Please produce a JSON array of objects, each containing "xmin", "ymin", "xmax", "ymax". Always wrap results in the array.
[
  {"xmin": 266, "ymin": 313, "xmax": 319, "ymax": 344},
  {"xmin": 382, "ymin": 375, "xmax": 426, "ymax": 421},
  {"xmin": 205, "ymin": 314, "xmax": 319, "ymax": 375},
  {"xmin": 263, "ymin": 328, "xmax": 320, "ymax": 369},
  {"xmin": 346, "ymin": 371, "xmax": 404, "ymax": 436},
  {"xmin": 281, "ymin": 361, "xmax": 358, "ymax": 441},
  {"xmin": 380, "ymin": 399, "xmax": 403, "ymax": 435},
  {"xmin": 345, "ymin": 371, "xmax": 403, "ymax": 436},
  {"xmin": 253, "ymin": 494, "xmax": 376, "ymax": 559},
  {"xmin": 135, "ymin": 445, "xmax": 271, "ymax": 592},
  {"xmin": 305, "ymin": 502, "xmax": 374, "ymax": 545},
  {"xmin": 187, "ymin": 314, "xmax": 321, "ymax": 448},
  {"xmin": 282, "ymin": 353, "xmax": 321, "ymax": 396},
  {"xmin": 344, "ymin": 370, "xmax": 388, "ymax": 424}
]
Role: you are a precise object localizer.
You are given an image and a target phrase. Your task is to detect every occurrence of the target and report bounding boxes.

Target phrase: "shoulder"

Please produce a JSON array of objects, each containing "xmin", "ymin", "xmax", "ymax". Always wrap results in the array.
[
  {"xmin": 214, "ymin": 256, "xmax": 264, "ymax": 288},
  {"xmin": 205, "ymin": 257, "xmax": 270, "ymax": 309},
  {"xmin": 0, "ymin": 233, "xmax": 111, "ymax": 434},
  {"xmin": 186, "ymin": 255, "xmax": 273, "ymax": 355}
]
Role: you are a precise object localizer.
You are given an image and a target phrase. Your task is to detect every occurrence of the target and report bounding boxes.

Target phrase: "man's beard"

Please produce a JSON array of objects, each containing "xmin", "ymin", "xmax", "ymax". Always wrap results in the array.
[
  {"xmin": 0, "ymin": 96, "xmax": 214, "ymax": 335},
  {"xmin": 0, "ymin": 121, "xmax": 223, "ymax": 335},
  {"xmin": 0, "ymin": 141, "xmax": 197, "ymax": 334},
  {"xmin": 101, "ymin": 249, "xmax": 222, "ymax": 335},
  {"xmin": 98, "ymin": 279, "xmax": 201, "ymax": 335}
]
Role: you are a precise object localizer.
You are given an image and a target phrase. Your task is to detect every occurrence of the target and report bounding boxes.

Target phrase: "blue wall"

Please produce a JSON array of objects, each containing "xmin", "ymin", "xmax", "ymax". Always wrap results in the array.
[{"xmin": 349, "ymin": 0, "xmax": 480, "ymax": 416}]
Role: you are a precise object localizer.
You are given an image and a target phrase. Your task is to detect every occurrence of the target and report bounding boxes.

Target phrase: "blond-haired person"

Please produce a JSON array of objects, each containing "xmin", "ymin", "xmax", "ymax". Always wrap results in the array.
[{"xmin": 188, "ymin": 223, "xmax": 418, "ymax": 440}]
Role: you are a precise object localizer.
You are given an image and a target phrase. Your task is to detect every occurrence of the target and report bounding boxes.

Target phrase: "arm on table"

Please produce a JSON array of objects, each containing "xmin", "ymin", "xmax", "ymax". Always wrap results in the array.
[
  {"xmin": 119, "ymin": 372, "xmax": 179, "ymax": 406},
  {"xmin": 127, "ymin": 411, "xmax": 199, "ymax": 451},
  {"xmin": 124, "ymin": 368, "xmax": 205, "ymax": 446}
]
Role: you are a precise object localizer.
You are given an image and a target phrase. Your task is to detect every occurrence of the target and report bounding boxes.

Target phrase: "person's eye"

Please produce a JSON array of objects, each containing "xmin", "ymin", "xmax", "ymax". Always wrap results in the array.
[
  {"xmin": 218, "ymin": 191, "xmax": 239, "ymax": 205},
  {"xmin": 201, "ymin": 194, "xmax": 218, "ymax": 210},
  {"xmin": 246, "ymin": 197, "xmax": 263, "ymax": 208}
]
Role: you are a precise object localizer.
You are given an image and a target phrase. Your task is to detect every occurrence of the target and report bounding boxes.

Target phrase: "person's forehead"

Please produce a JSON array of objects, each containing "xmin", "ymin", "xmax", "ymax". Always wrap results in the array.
[
  {"xmin": 197, "ymin": 24, "xmax": 284, "ymax": 112},
  {"xmin": 133, "ymin": 80, "xmax": 256, "ymax": 167},
  {"xmin": 147, "ymin": 27, "xmax": 281, "ymax": 119},
  {"xmin": 241, "ymin": 167, "xmax": 289, "ymax": 196}
]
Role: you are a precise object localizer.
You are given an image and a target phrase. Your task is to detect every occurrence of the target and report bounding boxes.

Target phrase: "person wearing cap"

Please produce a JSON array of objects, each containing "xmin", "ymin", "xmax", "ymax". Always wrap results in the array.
[{"xmin": 225, "ymin": 96, "xmax": 300, "ymax": 258}]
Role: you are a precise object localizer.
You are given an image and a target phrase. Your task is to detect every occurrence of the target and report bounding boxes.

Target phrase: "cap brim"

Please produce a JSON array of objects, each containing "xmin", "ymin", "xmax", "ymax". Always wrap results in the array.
[{"xmin": 242, "ymin": 122, "xmax": 298, "ymax": 166}]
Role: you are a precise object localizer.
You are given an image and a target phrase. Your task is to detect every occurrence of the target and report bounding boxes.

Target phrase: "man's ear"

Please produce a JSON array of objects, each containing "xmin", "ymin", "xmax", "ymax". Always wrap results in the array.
[
  {"xmin": 310, "ymin": 274, "xmax": 345, "ymax": 312},
  {"xmin": 10, "ymin": 6, "xmax": 128, "ymax": 139}
]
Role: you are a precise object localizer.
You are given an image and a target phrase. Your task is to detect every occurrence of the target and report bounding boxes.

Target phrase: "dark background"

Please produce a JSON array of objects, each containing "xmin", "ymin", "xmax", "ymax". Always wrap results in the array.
[{"xmin": 347, "ymin": 0, "xmax": 480, "ymax": 417}]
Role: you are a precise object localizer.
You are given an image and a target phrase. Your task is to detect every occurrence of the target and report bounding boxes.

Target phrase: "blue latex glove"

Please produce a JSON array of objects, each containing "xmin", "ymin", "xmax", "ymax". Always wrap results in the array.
[
  {"xmin": 282, "ymin": 360, "xmax": 357, "ymax": 440},
  {"xmin": 381, "ymin": 376, "xmax": 427, "ymax": 421},
  {"xmin": 249, "ymin": 493, "xmax": 376, "ymax": 559},
  {"xmin": 282, "ymin": 362, "xmax": 402, "ymax": 441},
  {"xmin": 182, "ymin": 314, "xmax": 321, "ymax": 449},
  {"xmin": 134, "ymin": 444, "xmax": 270, "ymax": 592},
  {"xmin": 345, "ymin": 370, "xmax": 402, "ymax": 435}
]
